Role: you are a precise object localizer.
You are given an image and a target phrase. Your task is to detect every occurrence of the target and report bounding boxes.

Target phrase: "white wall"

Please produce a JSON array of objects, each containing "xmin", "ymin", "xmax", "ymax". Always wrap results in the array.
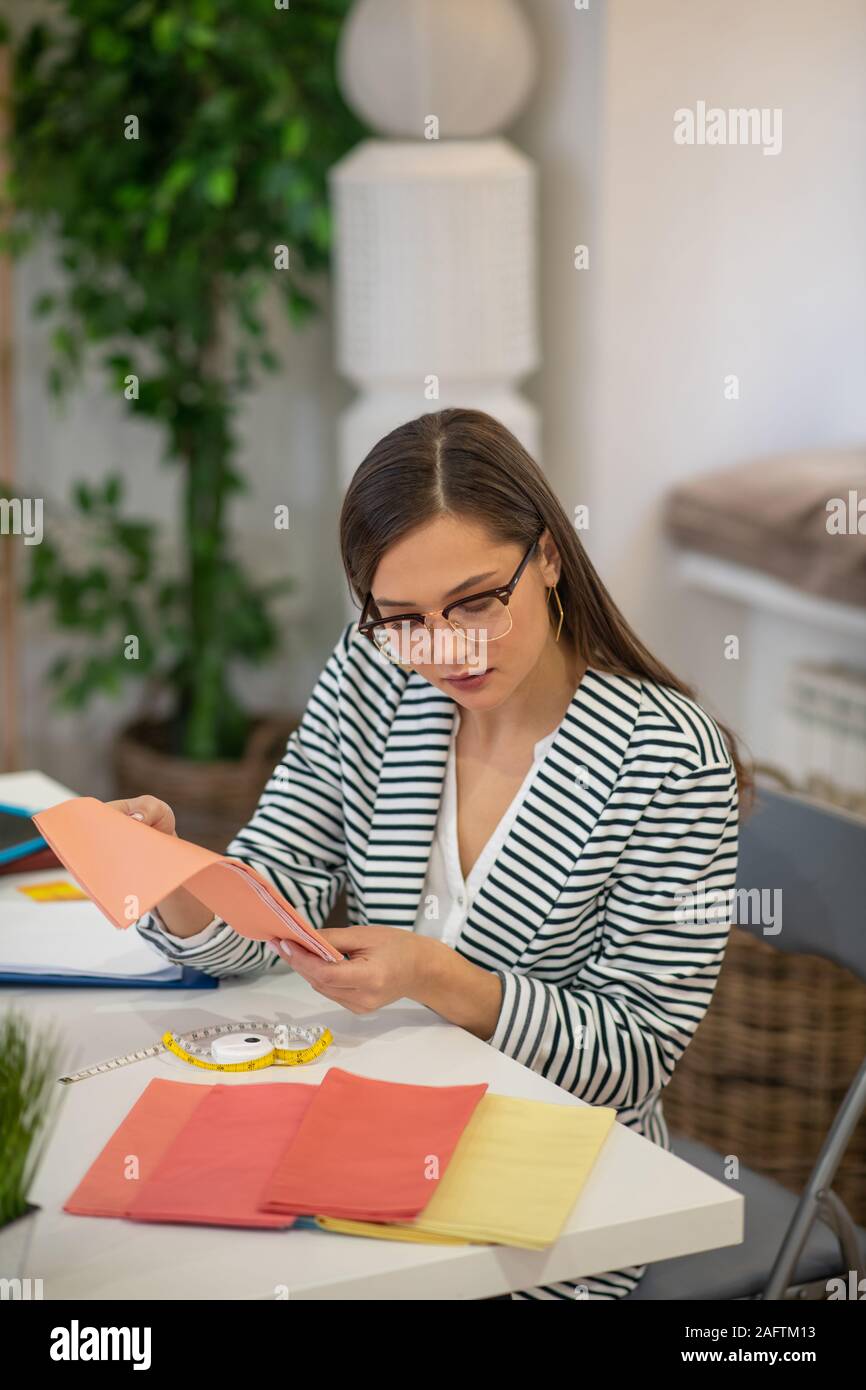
[{"xmin": 515, "ymin": 0, "xmax": 866, "ymax": 750}]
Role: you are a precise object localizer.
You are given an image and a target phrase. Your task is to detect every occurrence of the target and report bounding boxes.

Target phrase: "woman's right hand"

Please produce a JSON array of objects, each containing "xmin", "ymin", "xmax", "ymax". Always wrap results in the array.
[{"xmin": 107, "ymin": 795, "xmax": 177, "ymax": 837}]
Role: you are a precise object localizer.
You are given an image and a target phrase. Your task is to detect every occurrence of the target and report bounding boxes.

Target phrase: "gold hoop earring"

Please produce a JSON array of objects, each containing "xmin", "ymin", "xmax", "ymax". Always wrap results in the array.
[{"xmin": 546, "ymin": 583, "xmax": 564, "ymax": 643}]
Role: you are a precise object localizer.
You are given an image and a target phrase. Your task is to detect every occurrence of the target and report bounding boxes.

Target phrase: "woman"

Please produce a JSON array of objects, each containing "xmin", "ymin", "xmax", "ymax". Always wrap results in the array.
[{"xmin": 127, "ymin": 408, "xmax": 745, "ymax": 1300}]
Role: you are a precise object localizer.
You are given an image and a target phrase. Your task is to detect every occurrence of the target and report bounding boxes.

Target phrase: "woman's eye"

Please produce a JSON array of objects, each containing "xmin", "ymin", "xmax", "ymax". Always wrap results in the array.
[{"xmin": 454, "ymin": 598, "xmax": 494, "ymax": 616}]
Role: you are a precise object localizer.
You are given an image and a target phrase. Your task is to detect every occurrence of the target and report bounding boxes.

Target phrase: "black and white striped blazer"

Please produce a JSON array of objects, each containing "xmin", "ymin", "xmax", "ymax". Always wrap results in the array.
[{"xmin": 138, "ymin": 619, "xmax": 739, "ymax": 1155}]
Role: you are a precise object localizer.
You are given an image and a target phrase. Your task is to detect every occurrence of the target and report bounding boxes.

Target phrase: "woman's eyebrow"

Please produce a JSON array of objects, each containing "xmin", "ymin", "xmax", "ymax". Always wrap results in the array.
[{"xmin": 375, "ymin": 570, "xmax": 498, "ymax": 609}]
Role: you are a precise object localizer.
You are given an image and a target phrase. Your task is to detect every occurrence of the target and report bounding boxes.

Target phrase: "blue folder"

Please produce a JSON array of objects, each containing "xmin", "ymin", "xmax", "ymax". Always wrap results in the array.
[
  {"xmin": 0, "ymin": 802, "xmax": 47, "ymax": 866},
  {"xmin": 0, "ymin": 965, "xmax": 219, "ymax": 989}
]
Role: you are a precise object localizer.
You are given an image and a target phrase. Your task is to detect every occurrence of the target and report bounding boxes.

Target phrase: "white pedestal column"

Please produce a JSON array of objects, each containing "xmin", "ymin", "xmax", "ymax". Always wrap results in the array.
[{"xmin": 331, "ymin": 0, "xmax": 541, "ymax": 527}]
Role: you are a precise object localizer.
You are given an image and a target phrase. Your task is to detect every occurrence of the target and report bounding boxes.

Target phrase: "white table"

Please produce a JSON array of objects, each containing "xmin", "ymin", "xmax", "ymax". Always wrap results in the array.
[{"xmin": 1, "ymin": 772, "xmax": 743, "ymax": 1300}]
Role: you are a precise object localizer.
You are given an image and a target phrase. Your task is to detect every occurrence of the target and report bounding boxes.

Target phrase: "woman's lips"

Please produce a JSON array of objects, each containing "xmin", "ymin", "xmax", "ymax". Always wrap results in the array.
[{"xmin": 443, "ymin": 668, "xmax": 494, "ymax": 689}]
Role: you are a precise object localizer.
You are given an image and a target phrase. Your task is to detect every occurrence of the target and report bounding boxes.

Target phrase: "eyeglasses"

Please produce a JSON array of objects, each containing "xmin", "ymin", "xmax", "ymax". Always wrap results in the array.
[{"xmin": 358, "ymin": 530, "xmax": 544, "ymax": 666}]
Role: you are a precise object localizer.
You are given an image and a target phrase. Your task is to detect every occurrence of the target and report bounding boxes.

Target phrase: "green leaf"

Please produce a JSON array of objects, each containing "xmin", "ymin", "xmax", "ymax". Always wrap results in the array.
[
  {"xmin": 156, "ymin": 159, "xmax": 196, "ymax": 209},
  {"xmin": 152, "ymin": 13, "xmax": 181, "ymax": 53},
  {"xmin": 89, "ymin": 26, "xmax": 132, "ymax": 65},
  {"xmin": 144, "ymin": 216, "xmax": 169, "ymax": 254},
  {"xmin": 114, "ymin": 183, "xmax": 150, "ymax": 212},
  {"xmin": 280, "ymin": 117, "xmax": 309, "ymax": 157},
  {"xmin": 73, "ymin": 481, "xmax": 93, "ymax": 513},
  {"xmin": 203, "ymin": 167, "xmax": 237, "ymax": 208},
  {"xmin": 103, "ymin": 475, "xmax": 122, "ymax": 506},
  {"xmin": 51, "ymin": 325, "xmax": 77, "ymax": 362},
  {"xmin": 286, "ymin": 284, "xmax": 317, "ymax": 327},
  {"xmin": 186, "ymin": 23, "xmax": 218, "ymax": 50},
  {"xmin": 310, "ymin": 204, "xmax": 331, "ymax": 252}
]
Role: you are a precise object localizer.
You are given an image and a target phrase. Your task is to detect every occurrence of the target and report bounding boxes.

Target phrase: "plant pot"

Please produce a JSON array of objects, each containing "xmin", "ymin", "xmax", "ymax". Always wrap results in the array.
[
  {"xmin": 0, "ymin": 1202, "xmax": 41, "ymax": 1285},
  {"xmin": 112, "ymin": 715, "xmax": 298, "ymax": 850}
]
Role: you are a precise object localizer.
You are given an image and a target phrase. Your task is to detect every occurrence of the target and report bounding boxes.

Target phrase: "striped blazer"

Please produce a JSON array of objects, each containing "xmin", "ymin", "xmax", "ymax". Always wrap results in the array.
[{"xmin": 138, "ymin": 620, "xmax": 739, "ymax": 1300}]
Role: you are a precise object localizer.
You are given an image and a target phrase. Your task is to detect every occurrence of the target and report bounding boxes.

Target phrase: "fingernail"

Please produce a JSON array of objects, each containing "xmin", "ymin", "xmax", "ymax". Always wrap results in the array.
[{"xmin": 130, "ymin": 812, "xmax": 144, "ymax": 821}]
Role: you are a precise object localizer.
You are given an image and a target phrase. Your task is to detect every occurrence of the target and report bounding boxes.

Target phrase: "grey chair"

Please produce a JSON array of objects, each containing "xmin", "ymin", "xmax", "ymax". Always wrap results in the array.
[{"xmin": 628, "ymin": 787, "xmax": 866, "ymax": 1300}]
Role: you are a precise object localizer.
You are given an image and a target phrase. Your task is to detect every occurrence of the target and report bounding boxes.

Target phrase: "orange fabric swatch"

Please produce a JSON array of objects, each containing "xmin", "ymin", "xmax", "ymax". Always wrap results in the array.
[
  {"xmin": 127, "ymin": 1083, "xmax": 316, "ymax": 1229},
  {"xmin": 64, "ymin": 1078, "xmax": 210, "ymax": 1218},
  {"xmin": 261, "ymin": 1066, "xmax": 488, "ymax": 1222}
]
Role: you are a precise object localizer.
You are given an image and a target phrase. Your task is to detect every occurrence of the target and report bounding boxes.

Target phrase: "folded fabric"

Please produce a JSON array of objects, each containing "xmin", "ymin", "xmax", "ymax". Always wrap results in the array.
[
  {"xmin": 315, "ymin": 1094, "xmax": 616, "ymax": 1250},
  {"xmin": 64, "ymin": 1078, "xmax": 210, "ymax": 1218},
  {"xmin": 261, "ymin": 1066, "xmax": 488, "ymax": 1221},
  {"xmin": 127, "ymin": 1083, "xmax": 316, "ymax": 1229},
  {"xmin": 665, "ymin": 449, "xmax": 866, "ymax": 608}
]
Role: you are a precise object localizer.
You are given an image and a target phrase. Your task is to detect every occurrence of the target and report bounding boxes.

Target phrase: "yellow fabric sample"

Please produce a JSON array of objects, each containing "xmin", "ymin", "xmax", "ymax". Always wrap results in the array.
[{"xmin": 315, "ymin": 1093, "xmax": 616, "ymax": 1251}]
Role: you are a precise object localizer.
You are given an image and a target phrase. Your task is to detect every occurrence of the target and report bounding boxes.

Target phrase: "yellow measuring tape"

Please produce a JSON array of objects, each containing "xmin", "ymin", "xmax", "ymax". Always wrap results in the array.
[{"xmin": 161, "ymin": 1026, "xmax": 334, "ymax": 1073}]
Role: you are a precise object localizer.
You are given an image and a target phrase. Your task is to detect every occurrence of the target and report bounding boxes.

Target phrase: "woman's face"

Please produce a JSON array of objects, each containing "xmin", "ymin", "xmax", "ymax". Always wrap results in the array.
[{"xmin": 369, "ymin": 513, "xmax": 561, "ymax": 709}]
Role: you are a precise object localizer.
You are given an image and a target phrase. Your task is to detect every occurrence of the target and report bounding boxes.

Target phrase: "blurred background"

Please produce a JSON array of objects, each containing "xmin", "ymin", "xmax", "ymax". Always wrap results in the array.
[{"xmin": 1, "ymin": 0, "xmax": 865, "ymax": 1242}]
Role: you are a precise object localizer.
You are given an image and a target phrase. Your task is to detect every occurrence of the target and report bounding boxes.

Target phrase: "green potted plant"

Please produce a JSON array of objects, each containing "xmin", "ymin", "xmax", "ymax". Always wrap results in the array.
[
  {"xmin": 0, "ymin": 1, "xmax": 364, "ymax": 844},
  {"xmin": 0, "ymin": 1009, "xmax": 64, "ymax": 1284}
]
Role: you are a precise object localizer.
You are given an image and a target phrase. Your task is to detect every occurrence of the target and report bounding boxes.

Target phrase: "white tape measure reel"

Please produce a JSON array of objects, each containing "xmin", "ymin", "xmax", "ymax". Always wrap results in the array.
[
  {"xmin": 210, "ymin": 1032, "xmax": 274, "ymax": 1065},
  {"xmin": 161, "ymin": 1021, "xmax": 333, "ymax": 1073}
]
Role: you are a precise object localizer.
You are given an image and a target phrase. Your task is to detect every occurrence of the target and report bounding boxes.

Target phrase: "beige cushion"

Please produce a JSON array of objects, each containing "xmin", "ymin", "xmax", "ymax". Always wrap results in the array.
[{"xmin": 665, "ymin": 450, "xmax": 866, "ymax": 608}]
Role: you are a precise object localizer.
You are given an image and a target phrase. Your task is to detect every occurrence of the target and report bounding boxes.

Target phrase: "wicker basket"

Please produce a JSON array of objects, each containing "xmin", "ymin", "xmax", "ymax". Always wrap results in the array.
[
  {"xmin": 112, "ymin": 715, "xmax": 297, "ymax": 851},
  {"xmin": 663, "ymin": 925, "xmax": 866, "ymax": 1223}
]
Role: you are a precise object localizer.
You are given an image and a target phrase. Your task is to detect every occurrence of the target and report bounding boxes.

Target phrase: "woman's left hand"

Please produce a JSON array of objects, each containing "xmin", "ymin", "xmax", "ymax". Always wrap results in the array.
[{"xmin": 268, "ymin": 926, "xmax": 435, "ymax": 1014}]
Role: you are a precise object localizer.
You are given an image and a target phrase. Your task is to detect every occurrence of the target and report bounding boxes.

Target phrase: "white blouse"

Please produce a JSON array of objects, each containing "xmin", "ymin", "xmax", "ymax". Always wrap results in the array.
[{"xmin": 413, "ymin": 712, "xmax": 558, "ymax": 948}]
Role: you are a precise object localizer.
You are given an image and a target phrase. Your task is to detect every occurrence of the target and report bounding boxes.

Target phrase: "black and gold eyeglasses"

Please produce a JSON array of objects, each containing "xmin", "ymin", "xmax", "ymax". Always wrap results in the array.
[{"xmin": 358, "ymin": 530, "xmax": 545, "ymax": 664}]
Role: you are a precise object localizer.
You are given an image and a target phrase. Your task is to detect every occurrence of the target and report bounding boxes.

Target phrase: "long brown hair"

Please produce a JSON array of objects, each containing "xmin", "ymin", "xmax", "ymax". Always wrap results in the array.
[{"xmin": 340, "ymin": 407, "xmax": 753, "ymax": 805}]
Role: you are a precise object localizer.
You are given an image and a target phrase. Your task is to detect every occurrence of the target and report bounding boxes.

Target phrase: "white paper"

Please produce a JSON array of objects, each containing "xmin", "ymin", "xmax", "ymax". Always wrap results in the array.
[
  {"xmin": 0, "ymin": 873, "xmax": 181, "ymax": 980},
  {"xmin": 0, "ymin": 770, "xmax": 77, "ymax": 813}
]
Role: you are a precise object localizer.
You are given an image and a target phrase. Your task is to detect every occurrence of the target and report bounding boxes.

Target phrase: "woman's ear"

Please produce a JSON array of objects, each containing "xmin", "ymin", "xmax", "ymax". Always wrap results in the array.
[{"xmin": 537, "ymin": 530, "xmax": 562, "ymax": 586}]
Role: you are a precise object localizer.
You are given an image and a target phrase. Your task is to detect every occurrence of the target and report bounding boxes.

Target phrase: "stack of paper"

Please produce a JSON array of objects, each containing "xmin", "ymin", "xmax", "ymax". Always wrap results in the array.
[{"xmin": 0, "ymin": 873, "xmax": 199, "ymax": 985}]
